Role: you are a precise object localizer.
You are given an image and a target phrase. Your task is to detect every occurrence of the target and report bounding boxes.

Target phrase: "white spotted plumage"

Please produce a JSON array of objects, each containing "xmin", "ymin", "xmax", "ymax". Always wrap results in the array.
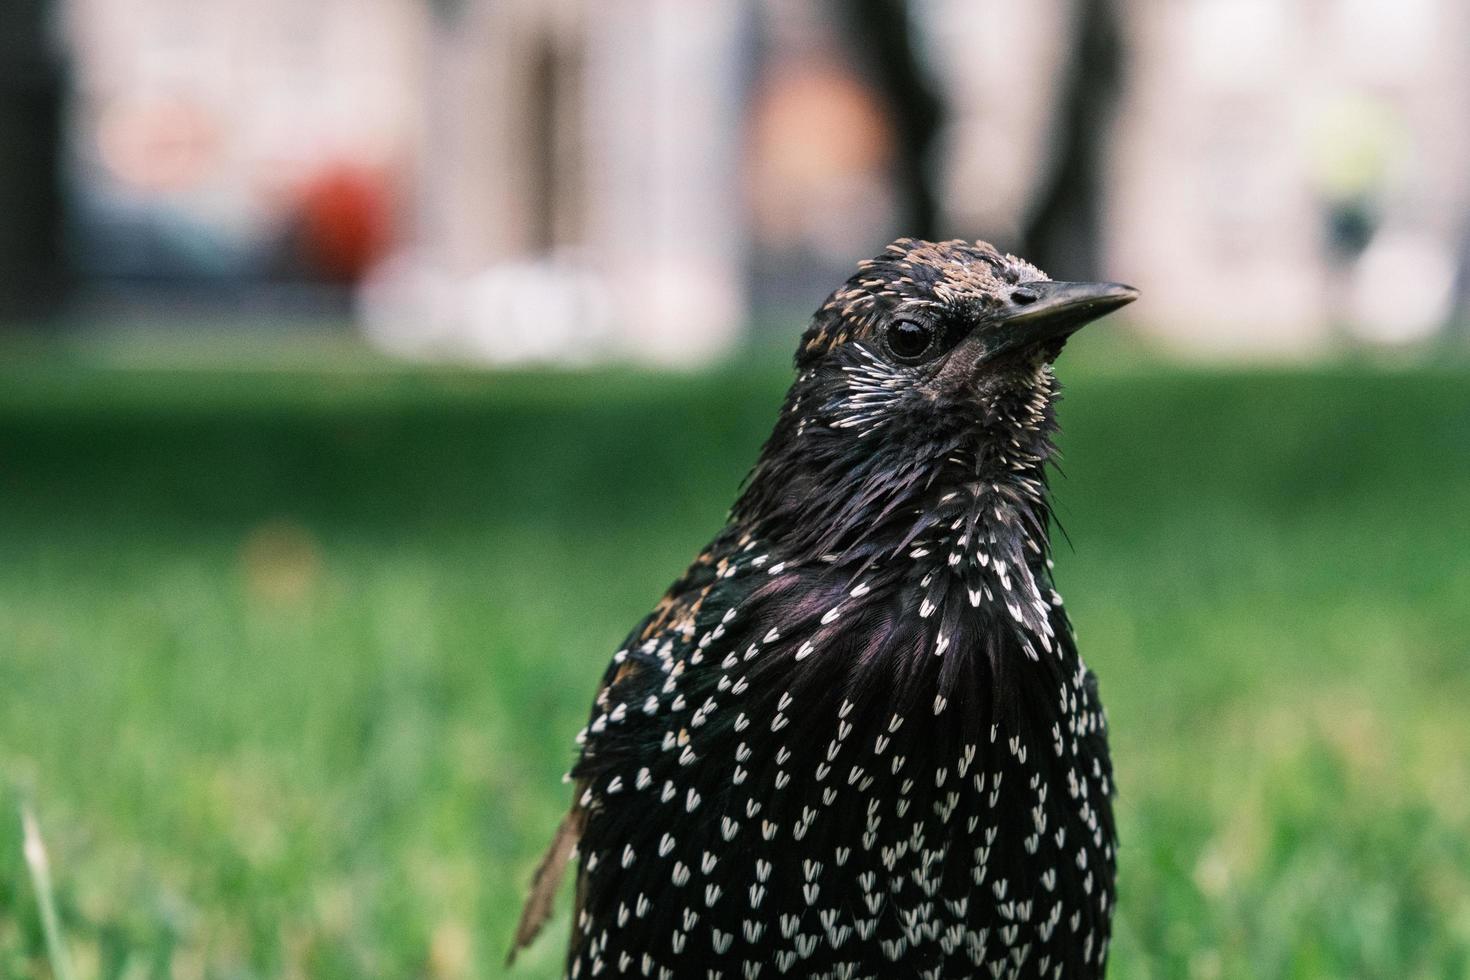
[{"xmin": 515, "ymin": 240, "xmax": 1126, "ymax": 979}]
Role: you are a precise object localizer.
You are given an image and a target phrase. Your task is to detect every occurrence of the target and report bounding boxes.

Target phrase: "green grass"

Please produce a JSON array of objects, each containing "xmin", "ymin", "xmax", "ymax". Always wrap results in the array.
[{"xmin": 2, "ymin": 342, "xmax": 1469, "ymax": 978}]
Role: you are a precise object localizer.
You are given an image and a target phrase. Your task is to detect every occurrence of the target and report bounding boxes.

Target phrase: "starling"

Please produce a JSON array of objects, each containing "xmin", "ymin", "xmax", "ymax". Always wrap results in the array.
[{"xmin": 512, "ymin": 239, "xmax": 1138, "ymax": 979}]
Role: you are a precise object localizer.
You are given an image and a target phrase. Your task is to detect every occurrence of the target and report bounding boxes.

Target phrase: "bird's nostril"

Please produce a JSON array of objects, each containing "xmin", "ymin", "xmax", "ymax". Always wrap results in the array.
[{"xmin": 1011, "ymin": 287, "xmax": 1039, "ymax": 306}]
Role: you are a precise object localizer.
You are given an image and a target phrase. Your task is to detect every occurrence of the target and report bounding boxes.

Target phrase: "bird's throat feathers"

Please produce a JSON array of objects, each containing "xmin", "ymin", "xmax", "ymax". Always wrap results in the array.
[{"xmin": 734, "ymin": 358, "xmax": 1063, "ymax": 586}]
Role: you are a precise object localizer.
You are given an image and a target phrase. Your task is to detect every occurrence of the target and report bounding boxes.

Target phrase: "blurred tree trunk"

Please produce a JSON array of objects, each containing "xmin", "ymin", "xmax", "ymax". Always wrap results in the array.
[
  {"xmin": 0, "ymin": 0, "xmax": 68, "ymax": 323},
  {"xmin": 1020, "ymin": 0, "xmax": 1125, "ymax": 280},
  {"xmin": 840, "ymin": 0, "xmax": 943, "ymax": 241}
]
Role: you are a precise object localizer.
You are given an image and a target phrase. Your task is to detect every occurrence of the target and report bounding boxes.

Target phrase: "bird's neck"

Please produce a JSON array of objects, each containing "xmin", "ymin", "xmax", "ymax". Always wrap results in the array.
[
  {"xmin": 735, "ymin": 374, "xmax": 1062, "ymax": 587},
  {"xmin": 902, "ymin": 455, "xmax": 1060, "ymax": 647},
  {"xmin": 717, "ymin": 377, "xmax": 1073, "ymax": 721}
]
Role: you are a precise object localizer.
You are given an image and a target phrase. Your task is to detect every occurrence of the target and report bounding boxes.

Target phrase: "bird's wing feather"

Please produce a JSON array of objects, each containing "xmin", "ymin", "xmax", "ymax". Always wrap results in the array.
[
  {"xmin": 507, "ymin": 806, "xmax": 585, "ymax": 963},
  {"xmin": 507, "ymin": 533, "xmax": 745, "ymax": 963}
]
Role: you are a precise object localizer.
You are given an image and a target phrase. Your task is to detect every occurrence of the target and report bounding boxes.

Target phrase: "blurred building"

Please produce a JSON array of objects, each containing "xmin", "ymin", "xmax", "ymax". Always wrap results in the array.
[
  {"xmin": 363, "ymin": 0, "xmax": 750, "ymax": 365},
  {"xmin": 1106, "ymin": 0, "xmax": 1470, "ymax": 353},
  {"xmin": 52, "ymin": 0, "xmax": 1470, "ymax": 358},
  {"xmin": 63, "ymin": 0, "xmax": 421, "ymax": 315}
]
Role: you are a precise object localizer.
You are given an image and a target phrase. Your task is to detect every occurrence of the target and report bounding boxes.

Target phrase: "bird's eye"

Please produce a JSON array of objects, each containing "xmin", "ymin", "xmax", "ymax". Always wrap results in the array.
[{"xmin": 883, "ymin": 319, "xmax": 937, "ymax": 363}]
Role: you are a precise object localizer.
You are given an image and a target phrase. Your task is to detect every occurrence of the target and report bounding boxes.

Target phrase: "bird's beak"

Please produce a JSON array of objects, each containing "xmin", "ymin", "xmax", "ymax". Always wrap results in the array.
[{"xmin": 983, "ymin": 280, "xmax": 1139, "ymax": 360}]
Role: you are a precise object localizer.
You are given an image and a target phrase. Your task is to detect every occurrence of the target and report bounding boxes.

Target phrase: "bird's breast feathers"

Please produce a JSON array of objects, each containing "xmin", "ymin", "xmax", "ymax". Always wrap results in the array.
[
  {"xmin": 511, "ymin": 239, "xmax": 1136, "ymax": 978},
  {"xmin": 549, "ymin": 531, "xmax": 1116, "ymax": 978}
]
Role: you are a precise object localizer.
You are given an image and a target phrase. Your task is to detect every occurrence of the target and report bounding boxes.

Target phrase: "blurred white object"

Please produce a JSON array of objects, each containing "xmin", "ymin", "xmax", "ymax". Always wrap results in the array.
[
  {"xmin": 924, "ymin": 0, "xmax": 1070, "ymax": 240},
  {"xmin": 1346, "ymin": 230, "xmax": 1457, "ymax": 345},
  {"xmin": 360, "ymin": 251, "xmax": 616, "ymax": 364},
  {"xmin": 366, "ymin": 0, "xmax": 748, "ymax": 367}
]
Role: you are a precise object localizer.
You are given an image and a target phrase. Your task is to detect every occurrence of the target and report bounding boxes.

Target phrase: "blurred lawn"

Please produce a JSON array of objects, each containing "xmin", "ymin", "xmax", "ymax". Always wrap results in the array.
[{"xmin": 2, "ymin": 341, "xmax": 1469, "ymax": 979}]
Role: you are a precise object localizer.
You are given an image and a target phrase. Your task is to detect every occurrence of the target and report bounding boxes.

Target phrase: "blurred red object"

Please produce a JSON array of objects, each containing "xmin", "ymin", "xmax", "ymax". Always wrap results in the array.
[{"xmin": 296, "ymin": 164, "xmax": 395, "ymax": 283}]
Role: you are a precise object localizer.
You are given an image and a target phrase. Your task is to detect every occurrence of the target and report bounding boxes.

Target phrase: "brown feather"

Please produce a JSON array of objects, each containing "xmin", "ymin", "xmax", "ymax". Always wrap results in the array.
[
  {"xmin": 507, "ymin": 805, "xmax": 585, "ymax": 965},
  {"xmin": 509, "ymin": 658, "xmax": 653, "ymax": 966}
]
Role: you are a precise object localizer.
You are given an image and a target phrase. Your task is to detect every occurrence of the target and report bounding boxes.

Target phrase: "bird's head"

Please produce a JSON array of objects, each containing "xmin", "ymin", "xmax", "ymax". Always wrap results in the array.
[
  {"xmin": 737, "ymin": 238, "xmax": 1137, "ymax": 560},
  {"xmin": 794, "ymin": 238, "xmax": 1136, "ymax": 433}
]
